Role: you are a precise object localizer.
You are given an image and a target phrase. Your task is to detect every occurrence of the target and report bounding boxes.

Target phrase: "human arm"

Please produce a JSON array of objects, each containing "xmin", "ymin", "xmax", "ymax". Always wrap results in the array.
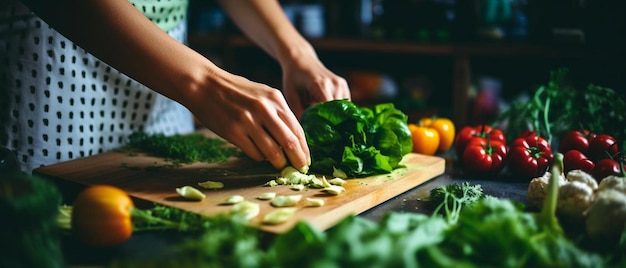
[
  {"xmin": 216, "ymin": 0, "xmax": 351, "ymax": 118},
  {"xmin": 19, "ymin": 0, "xmax": 310, "ymax": 171}
]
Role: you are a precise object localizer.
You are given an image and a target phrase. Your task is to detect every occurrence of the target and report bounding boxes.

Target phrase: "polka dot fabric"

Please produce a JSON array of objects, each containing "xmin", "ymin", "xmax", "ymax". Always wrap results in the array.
[
  {"xmin": 130, "ymin": 0, "xmax": 189, "ymax": 33},
  {"xmin": 1, "ymin": 2, "xmax": 194, "ymax": 173}
]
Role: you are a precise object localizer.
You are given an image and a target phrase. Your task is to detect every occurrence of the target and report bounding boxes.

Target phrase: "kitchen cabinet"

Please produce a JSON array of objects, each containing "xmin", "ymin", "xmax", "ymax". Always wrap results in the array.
[{"xmin": 188, "ymin": 34, "xmax": 624, "ymax": 127}]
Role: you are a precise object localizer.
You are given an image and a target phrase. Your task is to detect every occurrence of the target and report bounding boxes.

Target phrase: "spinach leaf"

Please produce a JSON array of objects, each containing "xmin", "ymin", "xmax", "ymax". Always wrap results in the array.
[{"xmin": 301, "ymin": 99, "xmax": 412, "ymax": 177}]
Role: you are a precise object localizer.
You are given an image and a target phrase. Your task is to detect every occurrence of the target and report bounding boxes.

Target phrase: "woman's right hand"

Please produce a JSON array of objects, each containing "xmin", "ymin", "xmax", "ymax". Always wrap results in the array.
[{"xmin": 188, "ymin": 69, "xmax": 310, "ymax": 172}]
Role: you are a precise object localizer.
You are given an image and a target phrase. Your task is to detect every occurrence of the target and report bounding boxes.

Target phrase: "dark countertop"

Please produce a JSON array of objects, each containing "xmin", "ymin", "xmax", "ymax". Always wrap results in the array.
[{"xmin": 59, "ymin": 153, "xmax": 532, "ymax": 266}]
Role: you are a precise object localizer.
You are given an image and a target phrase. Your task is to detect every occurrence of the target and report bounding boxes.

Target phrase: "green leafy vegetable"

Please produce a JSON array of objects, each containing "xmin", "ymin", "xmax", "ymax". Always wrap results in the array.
[
  {"xmin": 301, "ymin": 100, "xmax": 413, "ymax": 177},
  {"xmin": 125, "ymin": 132, "xmax": 241, "ymax": 165}
]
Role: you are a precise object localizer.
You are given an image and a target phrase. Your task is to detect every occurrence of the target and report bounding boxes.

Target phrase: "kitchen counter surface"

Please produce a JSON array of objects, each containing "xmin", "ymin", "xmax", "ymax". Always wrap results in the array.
[{"xmin": 59, "ymin": 152, "xmax": 532, "ymax": 266}]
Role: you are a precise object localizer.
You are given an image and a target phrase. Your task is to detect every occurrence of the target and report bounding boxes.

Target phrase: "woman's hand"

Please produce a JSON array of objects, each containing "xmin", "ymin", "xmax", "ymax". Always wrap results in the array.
[
  {"xmin": 189, "ymin": 69, "xmax": 310, "ymax": 171},
  {"xmin": 216, "ymin": 0, "xmax": 351, "ymax": 118},
  {"xmin": 281, "ymin": 53, "xmax": 351, "ymax": 118}
]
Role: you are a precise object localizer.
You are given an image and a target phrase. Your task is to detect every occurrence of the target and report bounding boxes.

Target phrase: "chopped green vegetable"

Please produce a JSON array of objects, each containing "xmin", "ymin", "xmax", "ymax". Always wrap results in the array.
[
  {"xmin": 328, "ymin": 177, "xmax": 347, "ymax": 186},
  {"xmin": 322, "ymin": 185, "xmax": 345, "ymax": 196},
  {"xmin": 306, "ymin": 198, "xmax": 325, "ymax": 207},
  {"xmin": 271, "ymin": 195, "xmax": 302, "ymax": 207},
  {"xmin": 257, "ymin": 192, "xmax": 276, "ymax": 200},
  {"xmin": 125, "ymin": 132, "xmax": 241, "ymax": 165},
  {"xmin": 290, "ymin": 184, "xmax": 305, "ymax": 191},
  {"xmin": 262, "ymin": 208, "xmax": 297, "ymax": 225},
  {"xmin": 301, "ymin": 99, "xmax": 413, "ymax": 177},
  {"xmin": 197, "ymin": 180, "xmax": 224, "ymax": 189},
  {"xmin": 223, "ymin": 195, "xmax": 245, "ymax": 205},
  {"xmin": 230, "ymin": 201, "xmax": 260, "ymax": 221}
]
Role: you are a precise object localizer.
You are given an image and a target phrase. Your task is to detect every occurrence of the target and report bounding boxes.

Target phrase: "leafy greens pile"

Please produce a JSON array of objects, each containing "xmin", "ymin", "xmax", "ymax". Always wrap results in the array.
[{"xmin": 300, "ymin": 99, "xmax": 413, "ymax": 177}]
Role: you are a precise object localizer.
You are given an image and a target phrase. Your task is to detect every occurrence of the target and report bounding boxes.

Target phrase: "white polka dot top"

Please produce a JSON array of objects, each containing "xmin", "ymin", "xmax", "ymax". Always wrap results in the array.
[{"xmin": 1, "ymin": 1, "xmax": 195, "ymax": 173}]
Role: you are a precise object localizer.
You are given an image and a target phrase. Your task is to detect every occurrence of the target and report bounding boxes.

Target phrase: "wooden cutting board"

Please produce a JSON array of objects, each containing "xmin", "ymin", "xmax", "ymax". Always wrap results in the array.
[{"xmin": 35, "ymin": 141, "xmax": 445, "ymax": 234}]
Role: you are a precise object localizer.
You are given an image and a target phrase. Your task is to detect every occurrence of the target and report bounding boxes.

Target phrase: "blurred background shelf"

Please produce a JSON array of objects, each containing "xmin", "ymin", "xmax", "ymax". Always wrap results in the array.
[{"xmin": 187, "ymin": 0, "xmax": 625, "ymax": 128}]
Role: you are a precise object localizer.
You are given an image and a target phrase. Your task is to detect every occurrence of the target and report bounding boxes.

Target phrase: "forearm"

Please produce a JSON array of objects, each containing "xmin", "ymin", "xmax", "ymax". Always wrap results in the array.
[
  {"xmin": 21, "ymin": 0, "xmax": 215, "ymax": 107},
  {"xmin": 216, "ymin": 0, "xmax": 317, "ymax": 66}
]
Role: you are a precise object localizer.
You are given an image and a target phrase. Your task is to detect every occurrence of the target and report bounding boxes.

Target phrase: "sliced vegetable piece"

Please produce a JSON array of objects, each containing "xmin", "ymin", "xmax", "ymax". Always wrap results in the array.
[
  {"xmin": 319, "ymin": 176, "xmax": 332, "ymax": 188},
  {"xmin": 291, "ymin": 184, "xmax": 305, "ymax": 191},
  {"xmin": 262, "ymin": 207, "xmax": 297, "ymax": 225},
  {"xmin": 265, "ymin": 180, "xmax": 278, "ymax": 187},
  {"xmin": 280, "ymin": 166, "xmax": 300, "ymax": 178},
  {"xmin": 223, "ymin": 195, "xmax": 244, "ymax": 204},
  {"xmin": 271, "ymin": 195, "xmax": 302, "ymax": 207},
  {"xmin": 257, "ymin": 192, "xmax": 276, "ymax": 200},
  {"xmin": 323, "ymin": 185, "xmax": 345, "ymax": 195},
  {"xmin": 176, "ymin": 186, "xmax": 206, "ymax": 201},
  {"xmin": 332, "ymin": 167, "xmax": 348, "ymax": 179},
  {"xmin": 328, "ymin": 178, "xmax": 347, "ymax": 186},
  {"xmin": 197, "ymin": 180, "xmax": 224, "ymax": 189},
  {"xmin": 306, "ymin": 198, "xmax": 325, "ymax": 207},
  {"xmin": 230, "ymin": 201, "xmax": 260, "ymax": 221}
]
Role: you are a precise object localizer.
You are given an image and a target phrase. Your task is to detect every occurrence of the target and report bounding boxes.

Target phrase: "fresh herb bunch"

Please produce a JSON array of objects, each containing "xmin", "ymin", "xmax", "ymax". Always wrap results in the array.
[
  {"xmin": 495, "ymin": 68, "xmax": 626, "ymax": 148},
  {"xmin": 429, "ymin": 182, "xmax": 485, "ymax": 223},
  {"xmin": 301, "ymin": 99, "xmax": 413, "ymax": 177},
  {"xmin": 125, "ymin": 132, "xmax": 241, "ymax": 165}
]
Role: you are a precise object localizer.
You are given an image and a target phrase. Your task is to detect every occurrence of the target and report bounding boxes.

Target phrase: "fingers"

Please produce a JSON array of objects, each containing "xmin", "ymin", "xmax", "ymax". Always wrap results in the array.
[
  {"xmin": 258, "ymin": 98, "xmax": 310, "ymax": 171},
  {"xmin": 235, "ymin": 100, "xmax": 309, "ymax": 171},
  {"xmin": 273, "ymin": 106, "xmax": 310, "ymax": 170}
]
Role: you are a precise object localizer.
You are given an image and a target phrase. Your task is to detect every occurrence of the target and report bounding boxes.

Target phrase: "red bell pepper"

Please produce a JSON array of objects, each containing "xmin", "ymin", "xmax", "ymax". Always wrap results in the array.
[
  {"xmin": 508, "ymin": 133, "xmax": 553, "ymax": 179},
  {"xmin": 454, "ymin": 124, "xmax": 506, "ymax": 160},
  {"xmin": 461, "ymin": 137, "xmax": 508, "ymax": 175}
]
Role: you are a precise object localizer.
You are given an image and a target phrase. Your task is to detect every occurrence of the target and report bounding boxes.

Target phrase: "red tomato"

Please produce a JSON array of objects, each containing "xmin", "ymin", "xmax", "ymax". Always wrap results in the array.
[
  {"xmin": 454, "ymin": 124, "xmax": 506, "ymax": 160},
  {"xmin": 587, "ymin": 134, "xmax": 619, "ymax": 161},
  {"xmin": 592, "ymin": 158, "xmax": 624, "ymax": 182},
  {"xmin": 558, "ymin": 130, "xmax": 595, "ymax": 153},
  {"xmin": 563, "ymin": 149, "xmax": 595, "ymax": 175},
  {"xmin": 508, "ymin": 134, "xmax": 553, "ymax": 179},
  {"xmin": 461, "ymin": 137, "xmax": 508, "ymax": 175}
]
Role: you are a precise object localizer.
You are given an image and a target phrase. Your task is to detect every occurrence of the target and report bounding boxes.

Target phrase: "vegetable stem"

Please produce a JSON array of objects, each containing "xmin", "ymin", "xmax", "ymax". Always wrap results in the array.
[
  {"xmin": 542, "ymin": 92, "xmax": 552, "ymax": 144},
  {"xmin": 130, "ymin": 208, "xmax": 189, "ymax": 232},
  {"xmin": 539, "ymin": 153, "xmax": 564, "ymax": 234}
]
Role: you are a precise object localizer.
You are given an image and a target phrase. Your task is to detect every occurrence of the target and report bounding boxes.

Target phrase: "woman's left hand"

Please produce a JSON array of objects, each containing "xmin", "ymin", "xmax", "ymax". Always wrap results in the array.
[{"xmin": 281, "ymin": 55, "xmax": 351, "ymax": 119}]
